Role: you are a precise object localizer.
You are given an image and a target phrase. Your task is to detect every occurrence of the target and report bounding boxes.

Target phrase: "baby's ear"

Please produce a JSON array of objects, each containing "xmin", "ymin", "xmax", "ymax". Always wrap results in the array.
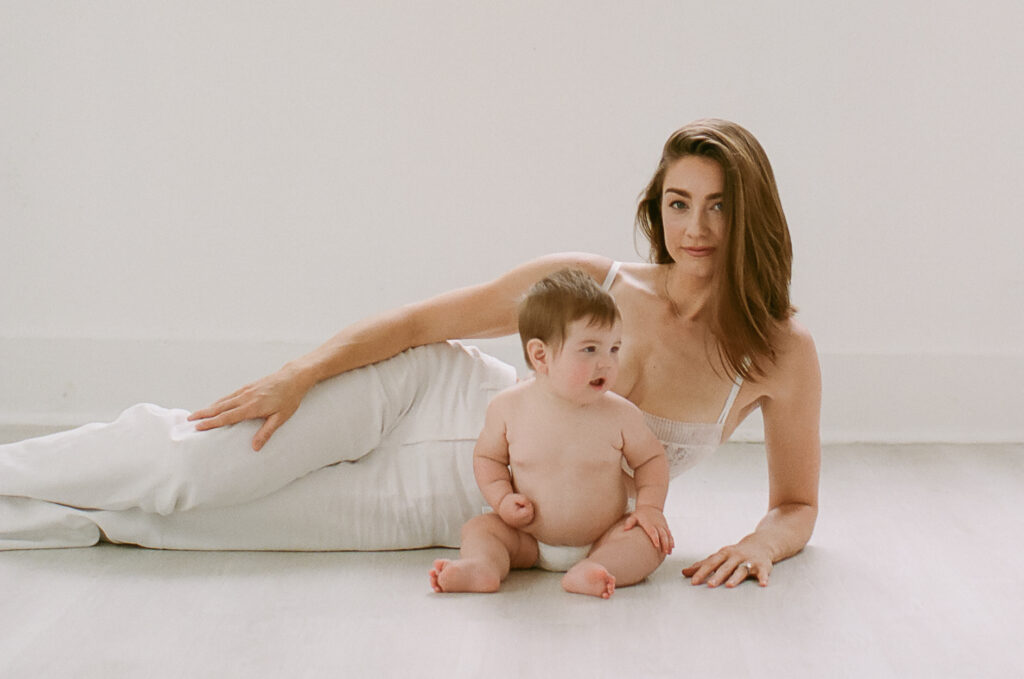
[{"xmin": 526, "ymin": 338, "xmax": 549, "ymax": 374}]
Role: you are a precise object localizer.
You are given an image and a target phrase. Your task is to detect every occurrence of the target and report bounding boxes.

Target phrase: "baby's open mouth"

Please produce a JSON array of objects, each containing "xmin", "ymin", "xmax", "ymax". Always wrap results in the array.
[{"xmin": 589, "ymin": 378, "xmax": 605, "ymax": 388}]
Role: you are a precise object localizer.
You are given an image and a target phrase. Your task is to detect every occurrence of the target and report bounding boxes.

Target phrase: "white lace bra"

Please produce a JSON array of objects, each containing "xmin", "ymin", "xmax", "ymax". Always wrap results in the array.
[
  {"xmin": 602, "ymin": 261, "xmax": 743, "ymax": 479},
  {"xmin": 641, "ymin": 386, "xmax": 740, "ymax": 479}
]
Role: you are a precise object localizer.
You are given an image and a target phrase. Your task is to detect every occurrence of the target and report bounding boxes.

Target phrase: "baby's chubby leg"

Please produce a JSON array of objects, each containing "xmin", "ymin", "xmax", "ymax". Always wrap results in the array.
[
  {"xmin": 429, "ymin": 513, "xmax": 538, "ymax": 593},
  {"xmin": 583, "ymin": 515, "xmax": 667, "ymax": 588}
]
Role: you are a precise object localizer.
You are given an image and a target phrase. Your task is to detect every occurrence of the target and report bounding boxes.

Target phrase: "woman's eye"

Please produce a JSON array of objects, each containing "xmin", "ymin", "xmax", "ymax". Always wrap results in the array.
[
  {"xmin": 669, "ymin": 200, "xmax": 688, "ymax": 210},
  {"xmin": 711, "ymin": 202, "xmax": 724, "ymax": 212}
]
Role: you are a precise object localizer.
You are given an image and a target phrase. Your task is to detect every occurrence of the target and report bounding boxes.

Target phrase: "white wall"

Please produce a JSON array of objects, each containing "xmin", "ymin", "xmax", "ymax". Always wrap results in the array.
[{"xmin": 2, "ymin": 1, "xmax": 1022, "ymax": 442}]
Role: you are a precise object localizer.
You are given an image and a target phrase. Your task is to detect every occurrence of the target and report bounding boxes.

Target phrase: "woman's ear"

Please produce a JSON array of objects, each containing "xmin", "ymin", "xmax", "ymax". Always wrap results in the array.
[{"xmin": 526, "ymin": 338, "xmax": 549, "ymax": 374}]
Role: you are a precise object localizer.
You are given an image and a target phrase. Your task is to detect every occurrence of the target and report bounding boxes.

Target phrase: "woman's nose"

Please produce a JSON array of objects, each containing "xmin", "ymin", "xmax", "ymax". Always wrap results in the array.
[{"xmin": 686, "ymin": 210, "xmax": 708, "ymax": 236}]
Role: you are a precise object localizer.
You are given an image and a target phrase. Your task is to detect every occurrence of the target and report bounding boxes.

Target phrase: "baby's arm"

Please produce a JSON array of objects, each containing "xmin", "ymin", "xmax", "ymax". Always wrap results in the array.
[
  {"xmin": 620, "ymin": 406, "xmax": 674, "ymax": 554},
  {"xmin": 473, "ymin": 398, "xmax": 534, "ymax": 528}
]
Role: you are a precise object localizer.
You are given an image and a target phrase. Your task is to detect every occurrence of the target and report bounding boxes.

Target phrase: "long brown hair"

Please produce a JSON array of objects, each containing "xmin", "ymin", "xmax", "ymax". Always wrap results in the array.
[{"xmin": 635, "ymin": 119, "xmax": 794, "ymax": 381}]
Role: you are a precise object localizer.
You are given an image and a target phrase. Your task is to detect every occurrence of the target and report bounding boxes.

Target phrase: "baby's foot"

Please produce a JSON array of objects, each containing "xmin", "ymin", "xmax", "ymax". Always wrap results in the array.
[
  {"xmin": 562, "ymin": 560, "xmax": 616, "ymax": 599},
  {"xmin": 429, "ymin": 559, "xmax": 501, "ymax": 593}
]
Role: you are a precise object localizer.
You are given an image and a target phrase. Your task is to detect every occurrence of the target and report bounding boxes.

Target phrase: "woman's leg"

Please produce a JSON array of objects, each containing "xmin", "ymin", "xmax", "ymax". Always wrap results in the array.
[
  {"xmin": 0, "ymin": 496, "xmax": 99, "ymax": 550},
  {"xmin": 85, "ymin": 438, "xmax": 483, "ymax": 550},
  {"xmin": 0, "ymin": 359, "xmax": 397, "ymax": 515},
  {"xmin": 89, "ymin": 343, "xmax": 516, "ymax": 551},
  {"xmin": 1, "ymin": 341, "xmax": 517, "ymax": 550}
]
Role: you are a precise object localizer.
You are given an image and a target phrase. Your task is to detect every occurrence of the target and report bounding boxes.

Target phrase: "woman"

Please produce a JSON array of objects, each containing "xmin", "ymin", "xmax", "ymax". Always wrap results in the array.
[{"xmin": 0, "ymin": 119, "xmax": 819, "ymax": 589}]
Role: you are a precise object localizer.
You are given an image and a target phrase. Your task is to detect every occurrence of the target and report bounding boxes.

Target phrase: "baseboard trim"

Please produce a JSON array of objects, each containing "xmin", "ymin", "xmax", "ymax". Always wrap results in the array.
[{"xmin": 2, "ymin": 337, "xmax": 1022, "ymax": 444}]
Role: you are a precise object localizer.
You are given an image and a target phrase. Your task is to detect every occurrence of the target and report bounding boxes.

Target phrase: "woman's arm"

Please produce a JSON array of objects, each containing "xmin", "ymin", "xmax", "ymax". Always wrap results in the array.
[
  {"xmin": 188, "ymin": 252, "xmax": 613, "ymax": 450},
  {"xmin": 682, "ymin": 322, "xmax": 822, "ymax": 587}
]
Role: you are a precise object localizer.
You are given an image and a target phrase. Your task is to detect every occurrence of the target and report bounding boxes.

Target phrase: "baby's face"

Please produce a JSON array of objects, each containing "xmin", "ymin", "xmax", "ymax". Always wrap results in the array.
[{"xmin": 545, "ymin": 317, "xmax": 622, "ymax": 405}]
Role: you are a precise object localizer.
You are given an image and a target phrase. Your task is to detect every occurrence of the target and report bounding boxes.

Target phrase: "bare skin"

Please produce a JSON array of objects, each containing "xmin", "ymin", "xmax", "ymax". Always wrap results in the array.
[
  {"xmin": 190, "ymin": 155, "xmax": 821, "ymax": 589},
  {"xmin": 430, "ymin": 318, "xmax": 671, "ymax": 598}
]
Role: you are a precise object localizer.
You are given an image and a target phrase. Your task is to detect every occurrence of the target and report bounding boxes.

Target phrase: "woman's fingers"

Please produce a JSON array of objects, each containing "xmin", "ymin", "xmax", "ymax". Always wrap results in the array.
[
  {"xmin": 683, "ymin": 553, "xmax": 726, "ymax": 585},
  {"xmin": 187, "ymin": 386, "xmax": 252, "ymax": 421},
  {"xmin": 724, "ymin": 560, "xmax": 771, "ymax": 587},
  {"xmin": 189, "ymin": 390, "xmax": 253, "ymax": 421},
  {"xmin": 184, "ymin": 369, "xmax": 309, "ymax": 450},
  {"xmin": 187, "ymin": 404, "xmax": 221, "ymax": 422},
  {"xmin": 707, "ymin": 558, "xmax": 747, "ymax": 588},
  {"xmin": 189, "ymin": 397, "xmax": 243, "ymax": 424},
  {"xmin": 681, "ymin": 558, "xmax": 705, "ymax": 575},
  {"xmin": 191, "ymin": 405, "xmax": 249, "ymax": 432},
  {"xmin": 712, "ymin": 561, "xmax": 753, "ymax": 585},
  {"xmin": 683, "ymin": 551, "xmax": 772, "ymax": 588},
  {"xmin": 252, "ymin": 413, "xmax": 283, "ymax": 452},
  {"xmin": 724, "ymin": 562, "xmax": 750, "ymax": 588}
]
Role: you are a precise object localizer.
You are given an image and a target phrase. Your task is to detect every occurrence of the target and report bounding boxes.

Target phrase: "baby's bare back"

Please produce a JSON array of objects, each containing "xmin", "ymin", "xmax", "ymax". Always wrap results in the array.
[{"xmin": 505, "ymin": 392, "xmax": 629, "ymax": 546}]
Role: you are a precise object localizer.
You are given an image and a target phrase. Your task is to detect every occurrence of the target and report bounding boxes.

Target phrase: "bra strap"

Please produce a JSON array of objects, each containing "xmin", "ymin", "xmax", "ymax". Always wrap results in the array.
[
  {"xmin": 716, "ymin": 377, "xmax": 743, "ymax": 425},
  {"xmin": 600, "ymin": 261, "xmax": 621, "ymax": 292}
]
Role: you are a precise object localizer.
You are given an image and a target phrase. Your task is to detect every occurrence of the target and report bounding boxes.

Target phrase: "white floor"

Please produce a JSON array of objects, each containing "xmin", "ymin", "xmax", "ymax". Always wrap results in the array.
[{"xmin": 1, "ymin": 441, "xmax": 1021, "ymax": 679}]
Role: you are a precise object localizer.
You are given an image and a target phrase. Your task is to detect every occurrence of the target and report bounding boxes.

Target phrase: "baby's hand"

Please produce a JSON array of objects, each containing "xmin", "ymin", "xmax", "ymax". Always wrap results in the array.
[
  {"xmin": 624, "ymin": 505, "xmax": 674, "ymax": 555},
  {"xmin": 498, "ymin": 493, "xmax": 534, "ymax": 528}
]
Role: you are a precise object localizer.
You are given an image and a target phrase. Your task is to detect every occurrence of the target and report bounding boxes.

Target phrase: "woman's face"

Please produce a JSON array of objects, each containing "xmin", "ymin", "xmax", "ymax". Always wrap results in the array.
[{"xmin": 660, "ymin": 155, "xmax": 727, "ymax": 276}]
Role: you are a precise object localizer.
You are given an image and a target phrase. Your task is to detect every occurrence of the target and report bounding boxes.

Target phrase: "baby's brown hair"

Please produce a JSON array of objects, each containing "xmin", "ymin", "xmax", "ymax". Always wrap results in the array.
[{"xmin": 518, "ymin": 268, "xmax": 620, "ymax": 367}]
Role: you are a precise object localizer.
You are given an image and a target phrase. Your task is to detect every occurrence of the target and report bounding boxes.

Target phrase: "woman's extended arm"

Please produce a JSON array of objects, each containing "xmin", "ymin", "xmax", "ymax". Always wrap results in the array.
[
  {"xmin": 188, "ymin": 252, "xmax": 612, "ymax": 450},
  {"xmin": 682, "ymin": 323, "xmax": 822, "ymax": 587}
]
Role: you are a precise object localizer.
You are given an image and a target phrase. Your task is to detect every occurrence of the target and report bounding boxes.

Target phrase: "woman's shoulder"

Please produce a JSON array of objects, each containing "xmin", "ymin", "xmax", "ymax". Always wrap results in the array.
[
  {"xmin": 775, "ymin": 315, "xmax": 814, "ymax": 346},
  {"xmin": 523, "ymin": 252, "xmax": 616, "ymax": 282},
  {"xmin": 776, "ymin": 317, "xmax": 817, "ymax": 359},
  {"xmin": 616, "ymin": 261, "xmax": 660, "ymax": 282},
  {"xmin": 762, "ymin": 317, "xmax": 820, "ymax": 396},
  {"xmin": 529, "ymin": 255, "xmax": 664, "ymax": 291},
  {"xmin": 603, "ymin": 261, "xmax": 661, "ymax": 298}
]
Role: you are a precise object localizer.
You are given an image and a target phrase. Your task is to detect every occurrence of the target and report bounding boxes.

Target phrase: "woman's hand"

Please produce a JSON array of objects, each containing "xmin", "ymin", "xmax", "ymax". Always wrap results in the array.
[
  {"xmin": 624, "ymin": 505, "xmax": 674, "ymax": 555},
  {"xmin": 498, "ymin": 493, "xmax": 535, "ymax": 528},
  {"xmin": 187, "ymin": 365, "xmax": 314, "ymax": 451},
  {"xmin": 682, "ymin": 542, "xmax": 773, "ymax": 588}
]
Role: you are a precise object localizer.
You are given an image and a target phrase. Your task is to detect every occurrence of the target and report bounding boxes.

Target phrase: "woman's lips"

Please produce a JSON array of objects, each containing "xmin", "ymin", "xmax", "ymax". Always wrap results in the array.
[{"xmin": 682, "ymin": 247, "xmax": 715, "ymax": 258}]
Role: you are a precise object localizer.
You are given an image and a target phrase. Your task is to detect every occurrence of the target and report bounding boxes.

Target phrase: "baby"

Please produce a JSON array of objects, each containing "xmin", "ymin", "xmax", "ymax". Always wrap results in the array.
[{"xmin": 429, "ymin": 268, "xmax": 673, "ymax": 598}]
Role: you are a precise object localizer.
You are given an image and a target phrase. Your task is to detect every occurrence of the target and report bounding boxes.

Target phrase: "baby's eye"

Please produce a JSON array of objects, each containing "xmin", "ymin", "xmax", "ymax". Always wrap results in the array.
[
  {"xmin": 582, "ymin": 346, "xmax": 597, "ymax": 353},
  {"xmin": 610, "ymin": 345, "xmax": 620, "ymax": 354}
]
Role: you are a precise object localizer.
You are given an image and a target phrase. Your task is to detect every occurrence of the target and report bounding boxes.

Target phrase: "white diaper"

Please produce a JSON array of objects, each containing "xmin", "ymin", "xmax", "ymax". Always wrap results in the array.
[{"xmin": 535, "ymin": 541, "xmax": 592, "ymax": 572}]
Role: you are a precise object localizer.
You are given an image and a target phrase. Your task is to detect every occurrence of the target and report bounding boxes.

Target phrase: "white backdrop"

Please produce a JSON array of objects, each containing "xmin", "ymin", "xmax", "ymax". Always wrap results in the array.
[{"xmin": 2, "ymin": 1, "xmax": 1022, "ymax": 441}]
